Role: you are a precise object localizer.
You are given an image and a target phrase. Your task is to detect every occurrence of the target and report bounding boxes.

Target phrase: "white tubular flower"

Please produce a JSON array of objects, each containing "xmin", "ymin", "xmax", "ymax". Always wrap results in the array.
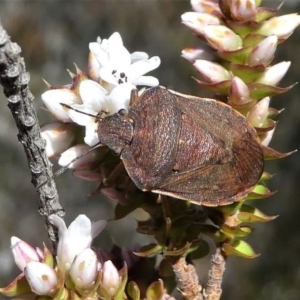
[
  {"xmin": 11, "ymin": 237, "xmax": 43, "ymax": 272},
  {"xmin": 41, "ymin": 88, "xmax": 81, "ymax": 122},
  {"xmin": 48, "ymin": 214, "xmax": 107, "ymax": 273},
  {"xmin": 70, "ymin": 248, "xmax": 100, "ymax": 291},
  {"xmin": 89, "ymin": 32, "xmax": 160, "ymax": 92},
  {"xmin": 101, "ymin": 260, "xmax": 121, "ymax": 297},
  {"xmin": 41, "ymin": 122, "xmax": 78, "ymax": 158},
  {"xmin": 25, "ymin": 262, "xmax": 58, "ymax": 296}
]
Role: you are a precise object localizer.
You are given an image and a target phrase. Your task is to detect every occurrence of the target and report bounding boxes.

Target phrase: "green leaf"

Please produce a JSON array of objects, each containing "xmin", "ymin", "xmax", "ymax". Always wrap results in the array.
[
  {"xmin": 227, "ymin": 20, "xmax": 262, "ymax": 39},
  {"xmin": 221, "ymin": 224, "xmax": 253, "ymax": 238},
  {"xmin": 164, "ymin": 242, "xmax": 192, "ymax": 257},
  {"xmin": 243, "ymin": 34, "xmax": 266, "ymax": 47},
  {"xmin": 238, "ymin": 205, "xmax": 278, "ymax": 223},
  {"xmin": 42, "ymin": 243, "xmax": 54, "ymax": 268},
  {"xmin": 218, "ymin": 47, "xmax": 253, "ymax": 64},
  {"xmin": 115, "ymin": 263, "xmax": 128, "ymax": 300},
  {"xmin": 0, "ymin": 273, "xmax": 31, "ymax": 297},
  {"xmin": 133, "ymin": 243, "xmax": 164, "ymax": 257},
  {"xmin": 255, "ymin": 4, "xmax": 283, "ymax": 23},
  {"xmin": 146, "ymin": 279, "xmax": 164, "ymax": 300},
  {"xmin": 223, "ymin": 240, "xmax": 260, "ymax": 258},
  {"xmin": 249, "ymin": 82, "xmax": 295, "ymax": 99},
  {"xmin": 245, "ymin": 184, "xmax": 276, "ymax": 200},
  {"xmin": 237, "ymin": 211, "xmax": 278, "ymax": 223},
  {"xmin": 230, "ymin": 63, "xmax": 265, "ymax": 84},
  {"xmin": 127, "ymin": 281, "xmax": 140, "ymax": 300},
  {"xmin": 255, "ymin": 119, "xmax": 276, "ymax": 133},
  {"xmin": 193, "ymin": 77, "xmax": 232, "ymax": 95},
  {"xmin": 262, "ymin": 146, "xmax": 297, "ymax": 160},
  {"xmin": 188, "ymin": 240, "xmax": 210, "ymax": 260},
  {"xmin": 259, "ymin": 172, "xmax": 274, "ymax": 182}
]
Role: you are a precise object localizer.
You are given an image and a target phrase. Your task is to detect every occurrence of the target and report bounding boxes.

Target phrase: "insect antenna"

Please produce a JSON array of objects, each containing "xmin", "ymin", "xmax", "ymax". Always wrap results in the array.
[
  {"xmin": 37, "ymin": 103, "xmax": 105, "ymax": 190},
  {"xmin": 37, "ymin": 143, "xmax": 102, "ymax": 190},
  {"xmin": 60, "ymin": 103, "xmax": 101, "ymax": 119}
]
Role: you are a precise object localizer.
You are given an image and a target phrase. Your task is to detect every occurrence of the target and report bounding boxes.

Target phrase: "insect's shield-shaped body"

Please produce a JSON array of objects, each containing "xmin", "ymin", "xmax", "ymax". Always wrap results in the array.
[{"xmin": 98, "ymin": 86, "xmax": 264, "ymax": 206}]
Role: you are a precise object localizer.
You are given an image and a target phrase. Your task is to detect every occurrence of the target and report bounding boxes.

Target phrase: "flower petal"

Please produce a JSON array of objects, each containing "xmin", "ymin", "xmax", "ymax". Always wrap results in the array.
[
  {"xmin": 79, "ymin": 80, "xmax": 108, "ymax": 111},
  {"xmin": 130, "ymin": 51, "xmax": 149, "ymax": 63},
  {"xmin": 108, "ymin": 83, "xmax": 135, "ymax": 113},
  {"xmin": 127, "ymin": 56, "xmax": 161, "ymax": 82}
]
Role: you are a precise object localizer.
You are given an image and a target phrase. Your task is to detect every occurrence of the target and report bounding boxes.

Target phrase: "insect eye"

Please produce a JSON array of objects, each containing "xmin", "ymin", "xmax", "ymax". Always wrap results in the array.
[{"xmin": 118, "ymin": 109, "xmax": 127, "ymax": 116}]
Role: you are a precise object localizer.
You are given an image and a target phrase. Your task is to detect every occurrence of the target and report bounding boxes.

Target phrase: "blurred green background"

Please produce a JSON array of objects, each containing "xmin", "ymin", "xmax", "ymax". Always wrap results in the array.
[{"xmin": 0, "ymin": 1, "xmax": 300, "ymax": 299}]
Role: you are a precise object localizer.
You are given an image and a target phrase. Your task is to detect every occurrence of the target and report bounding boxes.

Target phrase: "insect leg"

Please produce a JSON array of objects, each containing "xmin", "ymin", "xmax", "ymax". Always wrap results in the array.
[
  {"xmin": 102, "ymin": 161, "xmax": 125, "ymax": 186},
  {"xmin": 129, "ymin": 88, "xmax": 139, "ymax": 106}
]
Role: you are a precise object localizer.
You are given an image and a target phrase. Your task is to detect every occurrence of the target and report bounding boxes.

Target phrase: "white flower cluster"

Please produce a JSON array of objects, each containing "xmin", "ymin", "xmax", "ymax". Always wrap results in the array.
[{"xmin": 41, "ymin": 32, "xmax": 160, "ymax": 154}]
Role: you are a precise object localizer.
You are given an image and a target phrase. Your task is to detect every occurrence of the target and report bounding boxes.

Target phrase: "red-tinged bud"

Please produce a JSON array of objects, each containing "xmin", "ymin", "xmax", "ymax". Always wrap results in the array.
[
  {"xmin": 11, "ymin": 237, "xmax": 42, "ymax": 272},
  {"xmin": 247, "ymin": 97, "xmax": 270, "ymax": 127},
  {"xmin": 203, "ymin": 25, "xmax": 243, "ymax": 51},
  {"xmin": 41, "ymin": 88, "xmax": 81, "ymax": 122},
  {"xmin": 101, "ymin": 260, "xmax": 121, "ymax": 297},
  {"xmin": 255, "ymin": 61, "xmax": 290, "ymax": 86},
  {"xmin": 255, "ymin": 14, "xmax": 300, "ymax": 39},
  {"xmin": 181, "ymin": 12, "xmax": 223, "ymax": 36},
  {"xmin": 191, "ymin": 0, "xmax": 223, "ymax": 18},
  {"xmin": 247, "ymin": 35, "xmax": 278, "ymax": 67},
  {"xmin": 228, "ymin": 77, "xmax": 250, "ymax": 105},
  {"xmin": 24, "ymin": 262, "xmax": 58, "ymax": 296},
  {"xmin": 182, "ymin": 48, "xmax": 215, "ymax": 62},
  {"xmin": 230, "ymin": 0, "xmax": 257, "ymax": 22},
  {"xmin": 41, "ymin": 122, "xmax": 79, "ymax": 158},
  {"xmin": 194, "ymin": 60, "xmax": 232, "ymax": 83},
  {"xmin": 88, "ymin": 52, "xmax": 101, "ymax": 82},
  {"xmin": 58, "ymin": 144, "xmax": 102, "ymax": 170}
]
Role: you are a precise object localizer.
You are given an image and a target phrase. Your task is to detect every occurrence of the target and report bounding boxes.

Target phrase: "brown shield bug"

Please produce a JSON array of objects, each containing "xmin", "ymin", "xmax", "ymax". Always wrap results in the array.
[{"xmin": 96, "ymin": 86, "xmax": 264, "ymax": 206}]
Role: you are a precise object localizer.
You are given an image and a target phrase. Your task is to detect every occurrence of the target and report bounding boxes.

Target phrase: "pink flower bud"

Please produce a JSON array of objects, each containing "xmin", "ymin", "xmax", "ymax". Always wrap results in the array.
[
  {"xmin": 194, "ymin": 60, "xmax": 232, "ymax": 83},
  {"xmin": 70, "ymin": 248, "xmax": 100, "ymax": 291},
  {"xmin": 191, "ymin": 0, "xmax": 223, "ymax": 18},
  {"xmin": 255, "ymin": 61, "xmax": 290, "ymax": 86},
  {"xmin": 25, "ymin": 262, "xmax": 57, "ymax": 296},
  {"xmin": 101, "ymin": 260, "xmax": 121, "ymax": 297},
  {"xmin": 181, "ymin": 12, "xmax": 223, "ymax": 36},
  {"xmin": 230, "ymin": 0, "xmax": 257, "ymax": 22},
  {"xmin": 41, "ymin": 89, "xmax": 81, "ymax": 122},
  {"xmin": 203, "ymin": 25, "xmax": 243, "ymax": 51},
  {"xmin": 48, "ymin": 215, "xmax": 106, "ymax": 273},
  {"xmin": 255, "ymin": 14, "xmax": 300, "ymax": 39},
  {"xmin": 247, "ymin": 35, "xmax": 278, "ymax": 67},
  {"xmin": 247, "ymin": 97, "xmax": 270, "ymax": 127},
  {"xmin": 229, "ymin": 77, "xmax": 250, "ymax": 105},
  {"xmin": 181, "ymin": 48, "xmax": 214, "ymax": 62},
  {"xmin": 58, "ymin": 144, "xmax": 101, "ymax": 169},
  {"xmin": 11, "ymin": 237, "xmax": 42, "ymax": 271},
  {"xmin": 41, "ymin": 122, "xmax": 78, "ymax": 158}
]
